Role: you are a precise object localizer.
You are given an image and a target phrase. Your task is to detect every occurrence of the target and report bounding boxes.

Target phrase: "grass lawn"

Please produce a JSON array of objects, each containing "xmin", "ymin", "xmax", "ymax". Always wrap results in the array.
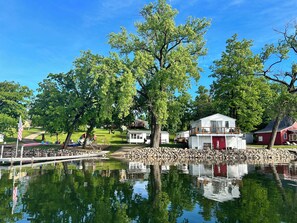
[
  {"xmin": 247, "ymin": 144, "xmax": 297, "ymax": 149},
  {"xmin": 32, "ymin": 128, "xmax": 128, "ymax": 145},
  {"xmin": 2, "ymin": 127, "xmax": 45, "ymax": 143}
]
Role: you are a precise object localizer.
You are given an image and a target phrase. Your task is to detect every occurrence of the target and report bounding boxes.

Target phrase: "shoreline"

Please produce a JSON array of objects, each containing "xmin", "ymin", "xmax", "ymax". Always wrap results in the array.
[{"xmin": 112, "ymin": 147, "xmax": 297, "ymax": 165}]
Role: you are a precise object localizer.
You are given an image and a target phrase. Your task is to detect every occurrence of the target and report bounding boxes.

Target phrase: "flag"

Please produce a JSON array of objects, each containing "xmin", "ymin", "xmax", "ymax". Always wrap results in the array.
[{"xmin": 17, "ymin": 116, "xmax": 23, "ymax": 141}]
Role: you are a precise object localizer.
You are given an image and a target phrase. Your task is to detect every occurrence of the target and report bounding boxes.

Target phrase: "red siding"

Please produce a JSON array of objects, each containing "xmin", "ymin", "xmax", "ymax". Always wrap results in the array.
[
  {"xmin": 214, "ymin": 164, "xmax": 227, "ymax": 177},
  {"xmin": 256, "ymin": 130, "xmax": 288, "ymax": 145},
  {"xmin": 256, "ymin": 122, "xmax": 297, "ymax": 145}
]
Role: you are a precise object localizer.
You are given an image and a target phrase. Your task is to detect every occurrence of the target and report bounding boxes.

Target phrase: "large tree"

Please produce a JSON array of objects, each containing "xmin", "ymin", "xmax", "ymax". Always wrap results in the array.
[
  {"xmin": 109, "ymin": 0, "xmax": 210, "ymax": 147},
  {"xmin": 210, "ymin": 34, "xmax": 272, "ymax": 132},
  {"xmin": 31, "ymin": 51, "xmax": 135, "ymax": 148},
  {"xmin": 0, "ymin": 81, "xmax": 32, "ymax": 135},
  {"xmin": 260, "ymin": 23, "xmax": 297, "ymax": 149}
]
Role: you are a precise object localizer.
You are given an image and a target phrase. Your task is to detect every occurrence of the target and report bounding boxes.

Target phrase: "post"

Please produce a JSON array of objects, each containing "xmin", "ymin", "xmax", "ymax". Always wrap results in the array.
[
  {"xmin": 20, "ymin": 146, "xmax": 24, "ymax": 159},
  {"xmin": 15, "ymin": 140, "xmax": 18, "ymax": 158},
  {"xmin": 20, "ymin": 146, "xmax": 24, "ymax": 165},
  {"xmin": 0, "ymin": 145, "xmax": 3, "ymax": 159},
  {"xmin": 15, "ymin": 116, "xmax": 23, "ymax": 158}
]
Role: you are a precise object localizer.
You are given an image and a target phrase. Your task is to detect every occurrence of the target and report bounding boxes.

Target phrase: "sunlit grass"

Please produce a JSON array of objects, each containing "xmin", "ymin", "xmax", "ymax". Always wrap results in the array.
[{"xmin": 31, "ymin": 128, "xmax": 127, "ymax": 145}]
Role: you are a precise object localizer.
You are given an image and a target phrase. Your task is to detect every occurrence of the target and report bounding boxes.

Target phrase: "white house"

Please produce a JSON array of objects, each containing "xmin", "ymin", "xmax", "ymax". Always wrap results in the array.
[
  {"xmin": 127, "ymin": 130, "xmax": 169, "ymax": 144},
  {"xmin": 174, "ymin": 130, "xmax": 190, "ymax": 142},
  {"xmin": 188, "ymin": 113, "xmax": 246, "ymax": 150}
]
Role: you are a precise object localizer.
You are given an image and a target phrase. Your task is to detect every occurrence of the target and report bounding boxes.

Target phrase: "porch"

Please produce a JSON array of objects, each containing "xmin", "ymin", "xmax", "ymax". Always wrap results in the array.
[{"xmin": 190, "ymin": 127, "xmax": 241, "ymax": 135}]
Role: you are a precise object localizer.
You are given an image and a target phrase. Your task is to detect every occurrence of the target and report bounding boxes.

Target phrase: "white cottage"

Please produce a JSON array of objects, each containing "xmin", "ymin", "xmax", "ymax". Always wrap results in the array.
[
  {"xmin": 188, "ymin": 113, "xmax": 246, "ymax": 150},
  {"xmin": 127, "ymin": 130, "xmax": 169, "ymax": 144}
]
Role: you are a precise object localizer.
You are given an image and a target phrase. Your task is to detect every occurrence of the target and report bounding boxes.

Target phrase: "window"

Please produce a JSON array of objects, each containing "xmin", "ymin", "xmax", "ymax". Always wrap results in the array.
[
  {"xmin": 289, "ymin": 134, "xmax": 297, "ymax": 141},
  {"xmin": 284, "ymin": 133, "xmax": 287, "ymax": 140},
  {"xmin": 258, "ymin": 136, "xmax": 263, "ymax": 142},
  {"xmin": 225, "ymin": 121, "xmax": 229, "ymax": 128},
  {"xmin": 211, "ymin": 121, "xmax": 222, "ymax": 133}
]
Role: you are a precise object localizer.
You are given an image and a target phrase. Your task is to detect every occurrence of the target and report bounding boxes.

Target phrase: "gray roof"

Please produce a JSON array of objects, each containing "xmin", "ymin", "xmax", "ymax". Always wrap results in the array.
[{"xmin": 255, "ymin": 116, "xmax": 296, "ymax": 133}]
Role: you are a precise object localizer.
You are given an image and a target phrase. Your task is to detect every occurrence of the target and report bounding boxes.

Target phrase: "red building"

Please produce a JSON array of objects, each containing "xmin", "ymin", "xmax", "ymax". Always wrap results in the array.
[{"xmin": 255, "ymin": 117, "xmax": 297, "ymax": 145}]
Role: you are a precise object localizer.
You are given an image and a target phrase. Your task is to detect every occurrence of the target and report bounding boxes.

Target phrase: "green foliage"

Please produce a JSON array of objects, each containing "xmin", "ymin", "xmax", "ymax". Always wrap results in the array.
[
  {"xmin": 1, "ymin": 163, "xmax": 297, "ymax": 222},
  {"xmin": 192, "ymin": 86, "xmax": 217, "ymax": 120},
  {"xmin": 210, "ymin": 34, "xmax": 271, "ymax": 132},
  {"xmin": 30, "ymin": 51, "xmax": 135, "ymax": 144},
  {"xmin": 265, "ymin": 84, "xmax": 297, "ymax": 120},
  {"xmin": 0, "ymin": 81, "xmax": 32, "ymax": 135},
  {"xmin": 109, "ymin": 0, "xmax": 210, "ymax": 146},
  {"xmin": 166, "ymin": 93, "xmax": 193, "ymax": 132}
]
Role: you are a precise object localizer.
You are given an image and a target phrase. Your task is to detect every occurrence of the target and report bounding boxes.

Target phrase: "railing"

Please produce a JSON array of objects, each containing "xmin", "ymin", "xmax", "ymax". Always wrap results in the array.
[{"xmin": 190, "ymin": 127, "xmax": 241, "ymax": 135}]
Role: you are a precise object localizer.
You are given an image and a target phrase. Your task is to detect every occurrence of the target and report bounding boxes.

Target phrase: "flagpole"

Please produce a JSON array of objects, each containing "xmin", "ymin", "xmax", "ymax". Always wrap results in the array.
[
  {"xmin": 15, "ymin": 116, "xmax": 22, "ymax": 158},
  {"xmin": 15, "ymin": 138, "xmax": 19, "ymax": 158}
]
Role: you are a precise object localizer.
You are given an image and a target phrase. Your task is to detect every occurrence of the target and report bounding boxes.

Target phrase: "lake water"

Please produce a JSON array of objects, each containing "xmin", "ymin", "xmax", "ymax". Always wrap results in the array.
[{"xmin": 0, "ymin": 159, "xmax": 296, "ymax": 223}]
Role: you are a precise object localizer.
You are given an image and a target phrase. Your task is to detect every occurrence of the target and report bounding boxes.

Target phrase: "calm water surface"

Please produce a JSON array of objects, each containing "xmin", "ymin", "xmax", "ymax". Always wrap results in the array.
[{"xmin": 0, "ymin": 159, "xmax": 296, "ymax": 223}]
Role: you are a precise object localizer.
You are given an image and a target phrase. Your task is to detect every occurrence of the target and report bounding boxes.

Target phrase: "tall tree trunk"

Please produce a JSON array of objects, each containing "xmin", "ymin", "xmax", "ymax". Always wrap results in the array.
[
  {"xmin": 152, "ymin": 124, "xmax": 161, "ymax": 148},
  {"xmin": 55, "ymin": 133, "xmax": 59, "ymax": 143},
  {"xmin": 150, "ymin": 113, "xmax": 161, "ymax": 148},
  {"xmin": 63, "ymin": 132, "xmax": 73, "ymax": 149},
  {"xmin": 267, "ymin": 114, "xmax": 282, "ymax": 150},
  {"xmin": 82, "ymin": 124, "xmax": 94, "ymax": 149}
]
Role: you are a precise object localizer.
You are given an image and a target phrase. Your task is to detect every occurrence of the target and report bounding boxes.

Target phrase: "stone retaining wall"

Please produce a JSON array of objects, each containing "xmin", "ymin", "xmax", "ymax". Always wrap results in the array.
[{"xmin": 124, "ymin": 147, "xmax": 297, "ymax": 165}]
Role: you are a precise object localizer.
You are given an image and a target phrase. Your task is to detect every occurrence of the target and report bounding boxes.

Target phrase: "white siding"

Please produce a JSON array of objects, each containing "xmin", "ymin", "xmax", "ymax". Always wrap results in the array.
[
  {"xmin": 127, "ymin": 131, "xmax": 169, "ymax": 144},
  {"xmin": 189, "ymin": 135, "xmax": 246, "ymax": 150}
]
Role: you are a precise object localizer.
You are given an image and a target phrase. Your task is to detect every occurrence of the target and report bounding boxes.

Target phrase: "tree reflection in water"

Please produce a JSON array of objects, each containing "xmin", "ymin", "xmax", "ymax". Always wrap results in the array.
[{"xmin": 0, "ymin": 161, "xmax": 296, "ymax": 223}]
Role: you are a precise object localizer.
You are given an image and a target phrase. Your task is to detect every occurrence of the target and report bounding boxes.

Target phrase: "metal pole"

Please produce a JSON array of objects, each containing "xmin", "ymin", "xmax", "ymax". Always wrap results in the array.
[
  {"xmin": 15, "ymin": 138, "xmax": 19, "ymax": 158},
  {"xmin": 20, "ymin": 146, "xmax": 24, "ymax": 166}
]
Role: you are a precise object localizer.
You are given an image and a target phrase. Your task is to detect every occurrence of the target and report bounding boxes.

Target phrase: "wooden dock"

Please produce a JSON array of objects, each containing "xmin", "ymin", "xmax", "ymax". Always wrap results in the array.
[{"xmin": 0, "ymin": 156, "xmax": 109, "ymax": 170}]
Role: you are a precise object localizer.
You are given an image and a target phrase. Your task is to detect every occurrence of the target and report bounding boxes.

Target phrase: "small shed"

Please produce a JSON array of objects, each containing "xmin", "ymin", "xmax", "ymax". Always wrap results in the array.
[
  {"xmin": 175, "ymin": 130, "xmax": 190, "ymax": 143},
  {"xmin": 254, "ymin": 116, "xmax": 297, "ymax": 145},
  {"xmin": 127, "ymin": 130, "xmax": 169, "ymax": 144}
]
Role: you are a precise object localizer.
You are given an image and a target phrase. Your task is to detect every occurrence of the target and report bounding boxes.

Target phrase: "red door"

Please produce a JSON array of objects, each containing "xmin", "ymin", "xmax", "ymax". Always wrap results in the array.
[
  {"xmin": 212, "ymin": 137, "xmax": 226, "ymax": 150},
  {"xmin": 214, "ymin": 164, "xmax": 227, "ymax": 177}
]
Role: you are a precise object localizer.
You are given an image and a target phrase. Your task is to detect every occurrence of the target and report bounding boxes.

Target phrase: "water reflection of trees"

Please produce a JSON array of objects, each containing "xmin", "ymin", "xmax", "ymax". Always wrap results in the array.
[
  {"xmin": 0, "ymin": 172, "xmax": 22, "ymax": 223},
  {"xmin": 21, "ymin": 163, "xmax": 132, "ymax": 223},
  {"xmin": 0, "ymin": 163, "xmax": 296, "ymax": 223}
]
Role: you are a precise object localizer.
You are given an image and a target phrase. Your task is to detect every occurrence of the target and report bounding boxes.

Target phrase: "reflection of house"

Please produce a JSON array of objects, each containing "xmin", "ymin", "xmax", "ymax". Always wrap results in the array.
[
  {"xmin": 177, "ymin": 164, "xmax": 189, "ymax": 174},
  {"xmin": 188, "ymin": 114, "xmax": 246, "ymax": 150},
  {"xmin": 127, "ymin": 130, "xmax": 169, "ymax": 144},
  {"xmin": 189, "ymin": 164, "xmax": 248, "ymax": 202},
  {"xmin": 161, "ymin": 165, "xmax": 170, "ymax": 172},
  {"xmin": 126, "ymin": 162, "xmax": 150, "ymax": 180},
  {"xmin": 260, "ymin": 163, "xmax": 297, "ymax": 182},
  {"xmin": 128, "ymin": 162, "xmax": 148, "ymax": 173},
  {"xmin": 254, "ymin": 117, "xmax": 297, "ymax": 145}
]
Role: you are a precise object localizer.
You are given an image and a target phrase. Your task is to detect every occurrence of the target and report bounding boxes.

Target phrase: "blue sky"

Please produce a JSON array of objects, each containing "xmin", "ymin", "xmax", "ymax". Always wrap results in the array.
[{"xmin": 0, "ymin": 0, "xmax": 296, "ymax": 95}]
